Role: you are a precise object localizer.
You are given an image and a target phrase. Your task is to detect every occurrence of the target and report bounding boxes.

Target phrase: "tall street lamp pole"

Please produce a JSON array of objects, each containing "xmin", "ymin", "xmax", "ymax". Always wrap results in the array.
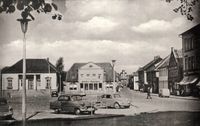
[{"xmin": 17, "ymin": 18, "xmax": 31, "ymax": 126}]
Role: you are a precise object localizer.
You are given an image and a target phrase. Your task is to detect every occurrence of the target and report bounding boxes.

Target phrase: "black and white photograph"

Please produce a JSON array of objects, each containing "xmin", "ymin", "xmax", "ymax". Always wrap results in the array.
[{"xmin": 0, "ymin": 0, "xmax": 200, "ymax": 126}]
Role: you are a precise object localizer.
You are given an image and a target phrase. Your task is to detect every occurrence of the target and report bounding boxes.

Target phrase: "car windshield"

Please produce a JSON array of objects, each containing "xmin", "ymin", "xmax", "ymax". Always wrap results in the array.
[
  {"xmin": 114, "ymin": 94, "xmax": 121, "ymax": 98},
  {"xmin": 71, "ymin": 95, "xmax": 83, "ymax": 101}
]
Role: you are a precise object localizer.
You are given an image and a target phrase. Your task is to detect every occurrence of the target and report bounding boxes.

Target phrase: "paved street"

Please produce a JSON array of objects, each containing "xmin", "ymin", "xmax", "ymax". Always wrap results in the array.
[{"xmin": 7, "ymin": 88, "xmax": 200, "ymax": 120}]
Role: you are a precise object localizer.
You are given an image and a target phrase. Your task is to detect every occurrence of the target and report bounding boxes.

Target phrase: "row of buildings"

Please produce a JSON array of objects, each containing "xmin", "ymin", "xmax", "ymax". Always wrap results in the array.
[
  {"xmin": 0, "ymin": 59, "xmax": 120, "ymax": 96},
  {"xmin": 131, "ymin": 24, "xmax": 200, "ymax": 96}
]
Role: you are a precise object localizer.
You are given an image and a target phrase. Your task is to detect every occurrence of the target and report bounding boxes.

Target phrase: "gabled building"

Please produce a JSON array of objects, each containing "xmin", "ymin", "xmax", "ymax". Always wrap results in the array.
[
  {"xmin": 168, "ymin": 48, "xmax": 183, "ymax": 95},
  {"xmin": 138, "ymin": 56, "xmax": 162, "ymax": 93},
  {"xmin": 178, "ymin": 24, "xmax": 200, "ymax": 96},
  {"xmin": 1, "ymin": 59, "xmax": 58, "ymax": 93},
  {"xmin": 65, "ymin": 62, "xmax": 116, "ymax": 94}
]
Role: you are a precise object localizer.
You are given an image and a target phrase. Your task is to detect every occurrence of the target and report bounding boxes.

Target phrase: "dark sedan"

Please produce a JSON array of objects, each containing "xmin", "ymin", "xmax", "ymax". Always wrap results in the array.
[{"xmin": 50, "ymin": 94, "xmax": 97, "ymax": 115}]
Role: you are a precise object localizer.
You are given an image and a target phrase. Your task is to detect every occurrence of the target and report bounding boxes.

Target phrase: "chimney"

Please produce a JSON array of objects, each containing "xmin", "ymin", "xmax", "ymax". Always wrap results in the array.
[
  {"xmin": 171, "ymin": 47, "xmax": 174, "ymax": 52},
  {"xmin": 154, "ymin": 55, "xmax": 160, "ymax": 60}
]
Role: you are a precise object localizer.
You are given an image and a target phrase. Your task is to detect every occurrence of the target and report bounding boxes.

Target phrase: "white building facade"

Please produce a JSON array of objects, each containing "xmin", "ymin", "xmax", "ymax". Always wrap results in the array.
[
  {"xmin": 1, "ymin": 59, "xmax": 58, "ymax": 95},
  {"xmin": 65, "ymin": 62, "xmax": 116, "ymax": 94}
]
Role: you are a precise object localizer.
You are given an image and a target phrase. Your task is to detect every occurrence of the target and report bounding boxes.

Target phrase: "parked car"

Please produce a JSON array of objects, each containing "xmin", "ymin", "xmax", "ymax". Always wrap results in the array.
[
  {"xmin": 159, "ymin": 89, "xmax": 170, "ymax": 98},
  {"xmin": 97, "ymin": 93, "xmax": 130, "ymax": 109},
  {"xmin": 50, "ymin": 94, "xmax": 97, "ymax": 115},
  {"xmin": 51, "ymin": 91, "xmax": 58, "ymax": 97},
  {"xmin": 0, "ymin": 98, "xmax": 13, "ymax": 120}
]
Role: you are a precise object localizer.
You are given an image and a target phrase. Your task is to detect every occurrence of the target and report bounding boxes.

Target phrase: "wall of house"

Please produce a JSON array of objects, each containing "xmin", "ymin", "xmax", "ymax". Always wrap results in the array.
[
  {"xmin": 133, "ymin": 76, "xmax": 139, "ymax": 90},
  {"xmin": 158, "ymin": 68, "xmax": 168, "ymax": 91},
  {"xmin": 2, "ymin": 74, "xmax": 19, "ymax": 90},
  {"xmin": 40, "ymin": 73, "xmax": 57, "ymax": 90},
  {"xmin": 2, "ymin": 73, "xmax": 57, "ymax": 90}
]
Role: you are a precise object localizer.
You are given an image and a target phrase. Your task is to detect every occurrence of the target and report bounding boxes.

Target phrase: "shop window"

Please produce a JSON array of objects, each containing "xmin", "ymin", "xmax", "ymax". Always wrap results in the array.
[
  {"xmin": 89, "ymin": 83, "xmax": 93, "ymax": 90},
  {"xmin": 94, "ymin": 83, "xmax": 98, "ymax": 90}
]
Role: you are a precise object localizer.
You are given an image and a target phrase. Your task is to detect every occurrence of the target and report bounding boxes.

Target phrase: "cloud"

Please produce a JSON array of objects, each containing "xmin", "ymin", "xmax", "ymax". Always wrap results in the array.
[
  {"xmin": 77, "ymin": 16, "xmax": 118, "ymax": 34},
  {"xmin": 131, "ymin": 18, "xmax": 185, "ymax": 34}
]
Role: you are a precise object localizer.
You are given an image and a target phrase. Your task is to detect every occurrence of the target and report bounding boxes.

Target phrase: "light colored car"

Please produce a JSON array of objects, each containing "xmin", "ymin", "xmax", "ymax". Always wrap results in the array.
[
  {"xmin": 0, "ymin": 98, "xmax": 13, "ymax": 120},
  {"xmin": 50, "ymin": 94, "xmax": 97, "ymax": 115},
  {"xmin": 159, "ymin": 89, "xmax": 170, "ymax": 98},
  {"xmin": 97, "ymin": 94, "xmax": 130, "ymax": 109}
]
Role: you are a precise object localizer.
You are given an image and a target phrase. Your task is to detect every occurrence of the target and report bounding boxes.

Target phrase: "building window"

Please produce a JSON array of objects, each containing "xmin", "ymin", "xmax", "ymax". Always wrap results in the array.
[
  {"xmin": 7, "ymin": 78, "xmax": 13, "ymax": 89},
  {"xmin": 86, "ymin": 74, "xmax": 90, "ymax": 77},
  {"xmin": 185, "ymin": 58, "xmax": 188, "ymax": 70},
  {"xmin": 28, "ymin": 79, "xmax": 34, "ymax": 90},
  {"xmin": 99, "ymin": 83, "xmax": 102, "ymax": 90},
  {"xmin": 81, "ymin": 74, "xmax": 84, "ymax": 77},
  {"xmin": 85, "ymin": 83, "xmax": 88, "ymax": 90},
  {"xmin": 45, "ymin": 77, "xmax": 51, "ymax": 89},
  {"xmin": 98, "ymin": 74, "xmax": 101, "ymax": 79},
  {"xmin": 36, "ymin": 75, "xmax": 41, "ymax": 86},
  {"xmin": 80, "ymin": 83, "xmax": 83, "ymax": 89},
  {"xmin": 94, "ymin": 83, "xmax": 98, "ymax": 90},
  {"xmin": 93, "ymin": 74, "xmax": 96, "ymax": 77},
  {"xmin": 89, "ymin": 83, "xmax": 93, "ymax": 90}
]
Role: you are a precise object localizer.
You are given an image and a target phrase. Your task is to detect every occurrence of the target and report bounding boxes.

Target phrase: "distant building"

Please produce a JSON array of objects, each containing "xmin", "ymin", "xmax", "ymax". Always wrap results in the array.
[
  {"xmin": 119, "ymin": 70, "xmax": 128, "ymax": 87},
  {"xmin": 138, "ymin": 56, "xmax": 162, "ymax": 93},
  {"xmin": 65, "ymin": 62, "xmax": 117, "ymax": 94},
  {"xmin": 178, "ymin": 24, "xmax": 200, "ymax": 96},
  {"xmin": 1, "ymin": 59, "xmax": 58, "ymax": 94},
  {"xmin": 168, "ymin": 48, "xmax": 183, "ymax": 95}
]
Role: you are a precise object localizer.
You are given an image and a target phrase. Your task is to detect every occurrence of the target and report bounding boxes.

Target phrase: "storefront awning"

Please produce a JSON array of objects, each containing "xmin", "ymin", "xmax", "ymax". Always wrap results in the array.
[{"xmin": 178, "ymin": 76, "xmax": 199, "ymax": 85}]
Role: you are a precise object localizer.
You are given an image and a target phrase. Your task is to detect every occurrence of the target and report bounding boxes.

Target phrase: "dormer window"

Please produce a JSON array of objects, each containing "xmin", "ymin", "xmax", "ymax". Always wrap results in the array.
[{"xmin": 89, "ymin": 65, "xmax": 93, "ymax": 67}]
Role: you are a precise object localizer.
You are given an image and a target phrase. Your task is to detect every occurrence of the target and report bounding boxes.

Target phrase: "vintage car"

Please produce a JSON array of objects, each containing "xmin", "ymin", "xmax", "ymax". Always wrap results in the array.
[
  {"xmin": 159, "ymin": 88, "xmax": 170, "ymax": 98},
  {"xmin": 97, "ymin": 93, "xmax": 130, "ymax": 109},
  {"xmin": 50, "ymin": 94, "xmax": 97, "ymax": 115},
  {"xmin": 0, "ymin": 98, "xmax": 13, "ymax": 120}
]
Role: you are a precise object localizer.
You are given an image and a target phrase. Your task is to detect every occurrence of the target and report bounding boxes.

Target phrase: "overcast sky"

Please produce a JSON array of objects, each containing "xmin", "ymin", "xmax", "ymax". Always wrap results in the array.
[{"xmin": 0, "ymin": 0, "xmax": 199, "ymax": 73}]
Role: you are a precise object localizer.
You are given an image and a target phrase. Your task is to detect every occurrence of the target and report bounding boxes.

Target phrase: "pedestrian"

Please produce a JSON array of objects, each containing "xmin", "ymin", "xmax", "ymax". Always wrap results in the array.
[{"xmin": 146, "ymin": 86, "xmax": 152, "ymax": 99}]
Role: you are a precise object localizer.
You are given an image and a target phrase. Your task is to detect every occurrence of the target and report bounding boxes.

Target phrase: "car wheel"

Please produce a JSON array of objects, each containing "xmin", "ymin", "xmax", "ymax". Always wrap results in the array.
[
  {"xmin": 114, "ymin": 102, "xmax": 120, "ymax": 109},
  {"xmin": 74, "ymin": 108, "xmax": 81, "ymax": 115}
]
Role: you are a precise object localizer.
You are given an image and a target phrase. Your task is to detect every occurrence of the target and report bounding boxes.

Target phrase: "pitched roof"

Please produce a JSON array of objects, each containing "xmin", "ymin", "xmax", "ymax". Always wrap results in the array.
[
  {"xmin": 180, "ymin": 23, "xmax": 200, "ymax": 35},
  {"xmin": 155, "ymin": 55, "xmax": 170, "ymax": 70},
  {"xmin": 172, "ymin": 49, "xmax": 183, "ymax": 66},
  {"xmin": 66, "ymin": 62, "xmax": 114, "ymax": 82},
  {"xmin": 1, "ymin": 59, "xmax": 57, "ymax": 74},
  {"xmin": 142, "ymin": 57, "xmax": 162, "ymax": 71}
]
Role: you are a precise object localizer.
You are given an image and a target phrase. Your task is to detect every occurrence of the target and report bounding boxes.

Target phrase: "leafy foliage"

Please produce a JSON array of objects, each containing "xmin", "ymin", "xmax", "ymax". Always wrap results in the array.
[
  {"xmin": 166, "ymin": 0, "xmax": 199, "ymax": 21},
  {"xmin": 0, "ymin": 0, "xmax": 62, "ymax": 20}
]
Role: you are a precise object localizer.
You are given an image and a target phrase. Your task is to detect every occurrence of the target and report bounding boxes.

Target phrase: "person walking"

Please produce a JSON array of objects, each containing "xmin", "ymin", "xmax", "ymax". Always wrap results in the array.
[{"xmin": 146, "ymin": 86, "xmax": 152, "ymax": 99}]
